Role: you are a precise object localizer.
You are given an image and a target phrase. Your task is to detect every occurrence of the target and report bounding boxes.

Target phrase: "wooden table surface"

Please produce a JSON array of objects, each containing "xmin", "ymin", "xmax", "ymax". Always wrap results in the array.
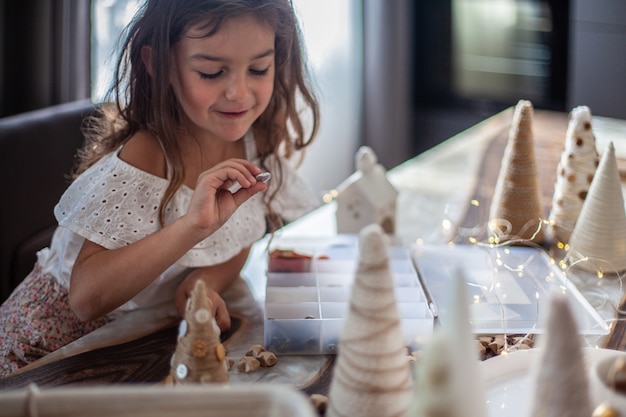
[{"xmin": 2, "ymin": 107, "xmax": 626, "ymax": 393}]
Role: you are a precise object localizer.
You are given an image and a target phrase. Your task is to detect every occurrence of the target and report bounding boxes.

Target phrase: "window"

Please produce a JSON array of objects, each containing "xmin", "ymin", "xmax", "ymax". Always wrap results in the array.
[
  {"xmin": 91, "ymin": 0, "xmax": 142, "ymax": 102},
  {"xmin": 452, "ymin": 0, "xmax": 555, "ymax": 105}
]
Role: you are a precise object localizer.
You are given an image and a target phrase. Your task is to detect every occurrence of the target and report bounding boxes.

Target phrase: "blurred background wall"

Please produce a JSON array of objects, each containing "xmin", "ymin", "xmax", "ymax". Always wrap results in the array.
[{"xmin": 0, "ymin": 0, "xmax": 91, "ymax": 116}]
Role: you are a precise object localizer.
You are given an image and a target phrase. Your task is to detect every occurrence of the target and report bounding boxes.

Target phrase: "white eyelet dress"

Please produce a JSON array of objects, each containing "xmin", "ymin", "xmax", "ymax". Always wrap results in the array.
[{"xmin": 0, "ymin": 132, "xmax": 319, "ymax": 375}]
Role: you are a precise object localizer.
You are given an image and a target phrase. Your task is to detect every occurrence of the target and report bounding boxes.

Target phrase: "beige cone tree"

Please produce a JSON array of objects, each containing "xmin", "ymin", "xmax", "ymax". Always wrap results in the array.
[
  {"xmin": 489, "ymin": 99, "xmax": 545, "ymax": 244},
  {"xmin": 566, "ymin": 142, "xmax": 626, "ymax": 273},
  {"xmin": 167, "ymin": 279, "xmax": 229, "ymax": 384},
  {"xmin": 408, "ymin": 269, "xmax": 487, "ymax": 417},
  {"xmin": 549, "ymin": 106, "xmax": 599, "ymax": 244},
  {"xmin": 326, "ymin": 224, "xmax": 413, "ymax": 417},
  {"xmin": 528, "ymin": 294, "xmax": 591, "ymax": 417}
]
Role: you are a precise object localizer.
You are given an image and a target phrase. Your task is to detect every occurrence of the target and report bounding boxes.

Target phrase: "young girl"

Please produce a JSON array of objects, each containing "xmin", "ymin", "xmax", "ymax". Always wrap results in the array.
[{"xmin": 0, "ymin": 0, "xmax": 320, "ymax": 376}]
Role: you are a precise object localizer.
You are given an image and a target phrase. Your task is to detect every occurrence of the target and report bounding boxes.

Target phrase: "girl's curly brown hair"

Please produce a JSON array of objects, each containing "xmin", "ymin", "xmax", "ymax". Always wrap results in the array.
[{"xmin": 76, "ymin": 0, "xmax": 319, "ymax": 230}]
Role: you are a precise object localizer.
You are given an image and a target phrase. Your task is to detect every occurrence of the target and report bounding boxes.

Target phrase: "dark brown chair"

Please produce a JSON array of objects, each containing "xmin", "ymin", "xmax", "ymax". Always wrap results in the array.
[{"xmin": 0, "ymin": 99, "xmax": 95, "ymax": 302}]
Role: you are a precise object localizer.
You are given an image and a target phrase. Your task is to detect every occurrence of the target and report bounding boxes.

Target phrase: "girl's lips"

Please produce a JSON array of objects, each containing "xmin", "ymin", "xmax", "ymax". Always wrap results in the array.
[{"xmin": 219, "ymin": 110, "xmax": 248, "ymax": 118}]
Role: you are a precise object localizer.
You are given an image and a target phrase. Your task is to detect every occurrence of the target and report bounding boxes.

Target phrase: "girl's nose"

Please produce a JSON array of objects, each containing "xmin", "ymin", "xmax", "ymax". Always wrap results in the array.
[{"xmin": 225, "ymin": 74, "xmax": 248, "ymax": 102}]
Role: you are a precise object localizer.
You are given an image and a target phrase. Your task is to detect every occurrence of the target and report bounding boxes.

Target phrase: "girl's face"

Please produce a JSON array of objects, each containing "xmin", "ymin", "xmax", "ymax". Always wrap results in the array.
[{"xmin": 170, "ymin": 15, "xmax": 275, "ymax": 144}]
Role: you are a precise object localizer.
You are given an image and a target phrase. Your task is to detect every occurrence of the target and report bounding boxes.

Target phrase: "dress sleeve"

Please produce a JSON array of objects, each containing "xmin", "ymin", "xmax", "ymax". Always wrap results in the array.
[
  {"xmin": 53, "ymin": 152, "xmax": 167, "ymax": 250},
  {"xmin": 53, "ymin": 150, "xmax": 268, "ymax": 267}
]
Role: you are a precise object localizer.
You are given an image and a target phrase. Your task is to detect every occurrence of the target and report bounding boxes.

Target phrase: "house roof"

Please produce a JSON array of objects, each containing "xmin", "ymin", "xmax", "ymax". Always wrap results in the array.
[{"xmin": 336, "ymin": 164, "xmax": 398, "ymax": 206}]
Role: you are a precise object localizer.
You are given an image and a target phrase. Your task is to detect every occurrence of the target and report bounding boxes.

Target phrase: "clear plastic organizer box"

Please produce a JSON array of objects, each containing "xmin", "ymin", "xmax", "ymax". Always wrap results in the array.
[
  {"xmin": 264, "ymin": 235, "xmax": 435, "ymax": 355},
  {"xmin": 411, "ymin": 243, "xmax": 609, "ymax": 336}
]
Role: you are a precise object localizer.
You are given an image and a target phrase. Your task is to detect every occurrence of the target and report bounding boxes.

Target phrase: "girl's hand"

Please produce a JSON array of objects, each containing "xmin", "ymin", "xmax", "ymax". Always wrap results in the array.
[
  {"xmin": 175, "ymin": 269, "xmax": 231, "ymax": 331},
  {"xmin": 185, "ymin": 159, "xmax": 268, "ymax": 237},
  {"xmin": 174, "ymin": 249, "xmax": 250, "ymax": 332}
]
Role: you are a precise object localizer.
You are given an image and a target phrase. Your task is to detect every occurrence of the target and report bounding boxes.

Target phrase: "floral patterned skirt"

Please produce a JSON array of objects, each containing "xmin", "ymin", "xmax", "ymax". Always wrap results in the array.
[{"xmin": 0, "ymin": 264, "xmax": 109, "ymax": 377}]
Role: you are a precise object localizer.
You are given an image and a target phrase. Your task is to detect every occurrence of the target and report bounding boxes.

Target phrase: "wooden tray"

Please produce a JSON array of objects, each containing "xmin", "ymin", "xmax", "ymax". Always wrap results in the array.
[{"xmin": 0, "ymin": 383, "xmax": 318, "ymax": 417}]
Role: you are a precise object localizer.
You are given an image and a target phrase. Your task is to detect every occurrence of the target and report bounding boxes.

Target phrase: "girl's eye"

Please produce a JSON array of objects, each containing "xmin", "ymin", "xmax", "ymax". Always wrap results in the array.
[
  {"xmin": 199, "ymin": 71, "xmax": 222, "ymax": 80},
  {"xmin": 249, "ymin": 67, "xmax": 270, "ymax": 76}
]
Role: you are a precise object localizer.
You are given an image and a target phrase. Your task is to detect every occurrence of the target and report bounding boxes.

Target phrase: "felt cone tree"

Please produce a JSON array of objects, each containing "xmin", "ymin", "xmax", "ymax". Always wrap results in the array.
[
  {"xmin": 566, "ymin": 142, "xmax": 626, "ymax": 273},
  {"xmin": 528, "ymin": 295, "xmax": 591, "ymax": 417},
  {"xmin": 167, "ymin": 280, "xmax": 229, "ymax": 384},
  {"xmin": 549, "ymin": 106, "xmax": 599, "ymax": 244},
  {"xmin": 326, "ymin": 224, "xmax": 413, "ymax": 417},
  {"xmin": 489, "ymin": 99, "xmax": 545, "ymax": 244}
]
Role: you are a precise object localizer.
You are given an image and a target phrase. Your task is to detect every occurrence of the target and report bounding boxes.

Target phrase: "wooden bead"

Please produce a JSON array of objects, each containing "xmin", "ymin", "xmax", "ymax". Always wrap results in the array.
[{"xmin": 215, "ymin": 343, "xmax": 226, "ymax": 361}]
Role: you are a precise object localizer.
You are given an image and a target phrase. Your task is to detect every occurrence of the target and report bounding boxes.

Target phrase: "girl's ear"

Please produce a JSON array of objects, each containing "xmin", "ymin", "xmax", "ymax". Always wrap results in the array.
[{"xmin": 141, "ymin": 45, "xmax": 154, "ymax": 76}]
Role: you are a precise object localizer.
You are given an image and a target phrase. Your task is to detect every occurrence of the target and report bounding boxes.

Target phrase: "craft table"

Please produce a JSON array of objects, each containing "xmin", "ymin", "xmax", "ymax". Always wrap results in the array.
[{"xmin": 1, "ymin": 106, "xmax": 626, "ymax": 396}]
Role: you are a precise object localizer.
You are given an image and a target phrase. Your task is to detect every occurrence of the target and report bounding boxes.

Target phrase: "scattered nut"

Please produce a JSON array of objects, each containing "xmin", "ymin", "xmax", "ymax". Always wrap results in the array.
[
  {"xmin": 237, "ymin": 356, "xmax": 261, "ymax": 373},
  {"xmin": 309, "ymin": 394, "xmax": 328, "ymax": 414},
  {"xmin": 476, "ymin": 340, "xmax": 487, "ymax": 356},
  {"xmin": 488, "ymin": 335, "xmax": 505, "ymax": 353},
  {"xmin": 226, "ymin": 357, "xmax": 236, "ymax": 370},
  {"xmin": 479, "ymin": 336, "xmax": 493, "ymax": 346},
  {"xmin": 476, "ymin": 334, "xmax": 535, "ymax": 359},
  {"xmin": 246, "ymin": 344, "xmax": 267, "ymax": 358},
  {"xmin": 512, "ymin": 336, "xmax": 534, "ymax": 348},
  {"xmin": 512, "ymin": 343, "xmax": 531, "ymax": 351},
  {"xmin": 257, "ymin": 351, "xmax": 278, "ymax": 367}
]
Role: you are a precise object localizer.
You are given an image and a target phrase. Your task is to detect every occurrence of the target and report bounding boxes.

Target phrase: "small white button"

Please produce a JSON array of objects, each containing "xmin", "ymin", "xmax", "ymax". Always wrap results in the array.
[
  {"xmin": 178, "ymin": 320, "xmax": 187, "ymax": 338},
  {"xmin": 176, "ymin": 364, "xmax": 188, "ymax": 379},
  {"xmin": 195, "ymin": 309, "xmax": 211, "ymax": 324}
]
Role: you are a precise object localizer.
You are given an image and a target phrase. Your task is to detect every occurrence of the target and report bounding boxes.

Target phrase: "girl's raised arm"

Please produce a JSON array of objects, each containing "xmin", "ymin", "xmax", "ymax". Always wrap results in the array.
[{"xmin": 68, "ymin": 160, "xmax": 268, "ymax": 322}]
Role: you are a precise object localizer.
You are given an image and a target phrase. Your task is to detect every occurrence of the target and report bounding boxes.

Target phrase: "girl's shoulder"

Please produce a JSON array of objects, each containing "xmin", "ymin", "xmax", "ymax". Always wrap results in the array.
[
  {"xmin": 53, "ymin": 146, "xmax": 178, "ymax": 250},
  {"xmin": 118, "ymin": 130, "xmax": 167, "ymax": 179}
]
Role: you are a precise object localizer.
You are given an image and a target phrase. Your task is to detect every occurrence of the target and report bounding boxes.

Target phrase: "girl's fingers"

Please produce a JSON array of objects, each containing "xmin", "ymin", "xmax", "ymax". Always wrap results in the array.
[
  {"xmin": 230, "ymin": 181, "xmax": 268, "ymax": 206},
  {"xmin": 214, "ymin": 302, "xmax": 231, "ymax": 331},
  {"xmin": 187, "ymin": 159, "xmax": 268, "ymax": 230},
  {"xmin": 198, "ymin": 159, "xmax": 263, "ymax": 192},
  {"xmin": 225, "ymin": 172, "xmax": 271, "ymax": 194}
]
